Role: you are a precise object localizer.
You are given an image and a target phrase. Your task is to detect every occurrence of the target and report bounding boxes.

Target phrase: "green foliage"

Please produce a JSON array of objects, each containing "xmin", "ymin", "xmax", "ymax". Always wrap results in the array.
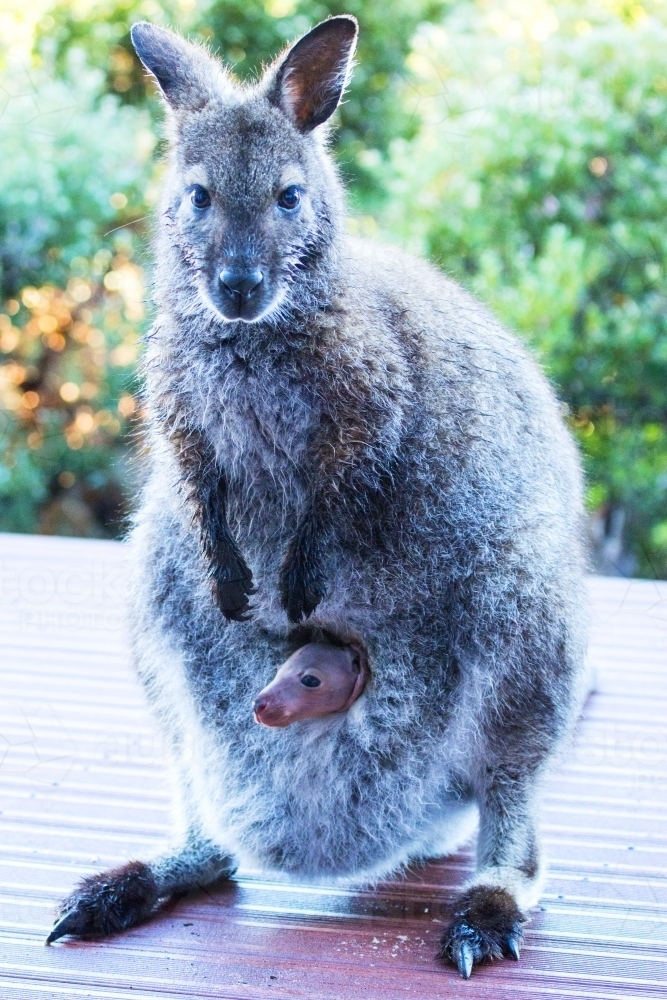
[
  {"xmin": 0, "ymin": 269, "xmax": 144, "ymax": 536},
  {"xmin": 0, "ymin": 58, "xmax": 153, "ymax": 297},
  {"xmin": 380, "ymin": 0, "xmax": 667, "ymax": 576},
  {"xmin": 0, "ymin": 58, "xmax": 153, "ymax": 534}
]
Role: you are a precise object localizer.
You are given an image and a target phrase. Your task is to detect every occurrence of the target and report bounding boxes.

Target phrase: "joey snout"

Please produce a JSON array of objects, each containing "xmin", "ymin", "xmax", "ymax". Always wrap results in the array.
[{"xmin": 253, "ymin": 642, "xmax": 368, "ymax": 727}]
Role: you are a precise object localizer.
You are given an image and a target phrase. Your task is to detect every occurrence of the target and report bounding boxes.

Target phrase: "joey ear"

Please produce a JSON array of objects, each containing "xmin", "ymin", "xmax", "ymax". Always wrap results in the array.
[
  {"xmin": 130, "ymin": 21, "xmax": 232, "ymax": 111},
  {"xmin": 268, "ymin": 16, "xmax": 358, "ymax": 132}
]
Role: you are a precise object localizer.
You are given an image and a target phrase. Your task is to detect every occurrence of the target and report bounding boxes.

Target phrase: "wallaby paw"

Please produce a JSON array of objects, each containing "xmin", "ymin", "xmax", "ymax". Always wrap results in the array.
[
  {"xmin": 438, "ymin": 885, "xmax": 526, "ymax": 978},
  {"xmin": 46, "ymin": 861, "xmax": 160, "ymax": 944},
  {"xmin": 279, "ymin": 561, "xmax": 325, "ymax": 623},
  {"xmin": 214, "ymin": 566, "xmax": 256, "ymax": 622}
]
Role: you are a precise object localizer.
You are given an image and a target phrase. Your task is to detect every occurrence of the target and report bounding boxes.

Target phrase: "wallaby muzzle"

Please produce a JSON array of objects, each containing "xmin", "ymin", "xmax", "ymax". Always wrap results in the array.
[
  {"xmin": 218, "ymin": 268, "xmax": 265, "ymax": 320},
  {"xmin": 207, "ymin": 262, "xmax": 279, "ymax": 323}
]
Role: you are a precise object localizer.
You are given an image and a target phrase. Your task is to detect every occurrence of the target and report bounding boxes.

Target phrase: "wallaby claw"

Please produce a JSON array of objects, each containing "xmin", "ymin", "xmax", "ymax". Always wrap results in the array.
[
  {"xmin": 46, "ymin": 909, "xmax": 82, "ymax": 945},
  {"xmin": 456, "ymin": 941, "xmax": 474, "ymax": 979},
  {"xmin": 215, "ymin": 579, "xmax": 255, "ymax": 621},
  {"xmin": 282, "ymin": 578, "xmax": 325, "ymax": 623},
  {"xmin": 222, "ymin": 606, "xmax": 254, "ymax": 623},
  {"xmin": 505, "ymin": 933, "xmax": 521, "ymax": 961}
]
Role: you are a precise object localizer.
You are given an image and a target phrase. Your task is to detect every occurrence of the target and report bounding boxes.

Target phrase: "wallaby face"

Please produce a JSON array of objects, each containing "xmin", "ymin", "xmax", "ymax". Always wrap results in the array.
[
  {"xmin": 167, "ymin": 105, "xmax": 327, "ymax": 323},
  {"xmin": 132, "ymin": 18, "xmax": 357, "ymax": 324}
]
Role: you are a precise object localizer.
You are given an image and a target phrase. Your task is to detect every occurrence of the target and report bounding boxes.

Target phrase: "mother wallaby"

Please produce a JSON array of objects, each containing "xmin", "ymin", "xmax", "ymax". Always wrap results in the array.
[{"xmin": 47, "ymin": 17, "xmax": 588, "ymax": 978}]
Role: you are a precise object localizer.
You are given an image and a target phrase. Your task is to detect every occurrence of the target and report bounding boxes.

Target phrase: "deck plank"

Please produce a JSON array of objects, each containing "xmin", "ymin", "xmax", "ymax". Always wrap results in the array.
[{"xmin": 0, "ymin": 532, "xmax": 666, "ymax": 998}]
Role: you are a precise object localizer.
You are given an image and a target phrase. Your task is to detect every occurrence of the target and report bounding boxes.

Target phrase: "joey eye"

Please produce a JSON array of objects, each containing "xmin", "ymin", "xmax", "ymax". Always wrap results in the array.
[
  {"xmin": 278, "ymin": 185, "xmax": 301, "ymax": 211},
  {"xmin": 300, "ymin": 675, "xmax": 321, "ymax": 688},
  {"xmin": 191, "ymin": 185, "xmax": 211, "ymax": 209}
]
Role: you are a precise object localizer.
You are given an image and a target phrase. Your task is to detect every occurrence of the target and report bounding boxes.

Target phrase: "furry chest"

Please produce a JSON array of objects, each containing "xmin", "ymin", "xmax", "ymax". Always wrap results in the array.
[
  {"xmin": 206, "ymin": 362, "xmax": 313, "ymax": 471},
  {"xmin": 204, "ymin": 369, "xmax": 314, "ymax": 541}
]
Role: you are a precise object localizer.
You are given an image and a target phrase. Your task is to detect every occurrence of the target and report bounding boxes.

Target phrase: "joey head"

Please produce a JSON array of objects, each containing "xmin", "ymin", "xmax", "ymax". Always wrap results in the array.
[{"xmin": 253, "ymin": 642, "xmax": 368, "ymax": 726}]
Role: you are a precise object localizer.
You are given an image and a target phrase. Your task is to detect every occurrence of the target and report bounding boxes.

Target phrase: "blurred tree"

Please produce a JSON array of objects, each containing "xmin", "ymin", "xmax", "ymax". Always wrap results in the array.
[
  {"xmin": 380, "ymin": 0, "xmax": 667, "ymax": 577},
  {"xmin": 0, "ymin": 59, "xmax": 153, "ymax": 298},
  {"xmin": 0, "ymin": 56, "xmax": 154, "ymax": 534},
  {"xmin": 0, "ymin": 272, "xmax": 143, "ymax": 535}
]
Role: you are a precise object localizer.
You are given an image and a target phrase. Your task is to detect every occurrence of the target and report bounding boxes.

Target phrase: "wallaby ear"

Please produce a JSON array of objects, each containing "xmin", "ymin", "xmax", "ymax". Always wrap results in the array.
[
  {"xmin": 130, "ymin": 22, "xmax": 231, "ymax": 111},
  {"xmin": 268, "ymin": 16, "xmax": 358, "ymax": 132}
]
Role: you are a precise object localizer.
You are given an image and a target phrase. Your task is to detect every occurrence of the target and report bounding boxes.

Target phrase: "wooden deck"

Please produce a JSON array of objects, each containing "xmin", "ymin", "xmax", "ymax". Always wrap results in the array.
[{"xmin": 0, "ymin": 531, "xmax": 665, "ymax": 999}]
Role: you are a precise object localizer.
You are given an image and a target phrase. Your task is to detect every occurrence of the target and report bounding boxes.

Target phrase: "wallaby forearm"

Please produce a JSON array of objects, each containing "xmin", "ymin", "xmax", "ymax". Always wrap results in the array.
[{"xmin": 167, "ymin": 422, "xmax": 255, "ymax": 621}]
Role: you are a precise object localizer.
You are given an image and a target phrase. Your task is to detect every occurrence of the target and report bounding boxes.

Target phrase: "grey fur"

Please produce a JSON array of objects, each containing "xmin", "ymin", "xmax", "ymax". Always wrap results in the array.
[{"xmin": 49, "ymin": 18, "xmax": 588, "ymax": 976}]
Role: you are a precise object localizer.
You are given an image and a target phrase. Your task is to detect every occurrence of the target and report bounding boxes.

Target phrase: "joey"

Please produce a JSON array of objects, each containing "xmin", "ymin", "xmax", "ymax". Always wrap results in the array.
[{"xmin": 253, "ymin": 642, "xmax": 368, "ymax": 727}]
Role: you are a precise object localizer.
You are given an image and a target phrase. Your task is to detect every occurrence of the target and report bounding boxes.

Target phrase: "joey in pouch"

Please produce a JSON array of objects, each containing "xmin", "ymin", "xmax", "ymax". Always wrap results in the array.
[{"xmin": 253, "ymin": 642, "xmax": 369, "ymax": 727}]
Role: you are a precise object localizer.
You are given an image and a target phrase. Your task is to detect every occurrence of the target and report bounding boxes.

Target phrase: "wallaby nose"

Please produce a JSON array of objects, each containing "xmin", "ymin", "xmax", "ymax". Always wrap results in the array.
[
  {"xmin": 219, "ymin": 268, "xmax": 264, "ymax": 303},
  {"xmin": 253, "ymin": 696, "xmax": 269, "ymax": 724},
  {"xmin": 253, "ymin": 692, "xmax": 291, "ymax": 727}
]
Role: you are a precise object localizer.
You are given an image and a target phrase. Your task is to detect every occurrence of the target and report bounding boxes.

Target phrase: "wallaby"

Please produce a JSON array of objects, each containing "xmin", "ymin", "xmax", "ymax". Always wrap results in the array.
[{"xmin": 46, "ymin": 17, "xmax": 588, "ymax": 978}]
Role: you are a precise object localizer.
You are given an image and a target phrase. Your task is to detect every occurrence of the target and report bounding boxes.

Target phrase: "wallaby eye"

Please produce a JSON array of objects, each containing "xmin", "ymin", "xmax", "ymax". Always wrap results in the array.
[
  {"xmin": 278, "ymin": 186, "xmax": 301, "ymax": 211},
  {"xmin": 300, "ymin": 674, "xmax": 321, "ymax": 688},
  {"xmin": 191, "ymin": 185, "xmax": 211, "ymax": 209}
]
